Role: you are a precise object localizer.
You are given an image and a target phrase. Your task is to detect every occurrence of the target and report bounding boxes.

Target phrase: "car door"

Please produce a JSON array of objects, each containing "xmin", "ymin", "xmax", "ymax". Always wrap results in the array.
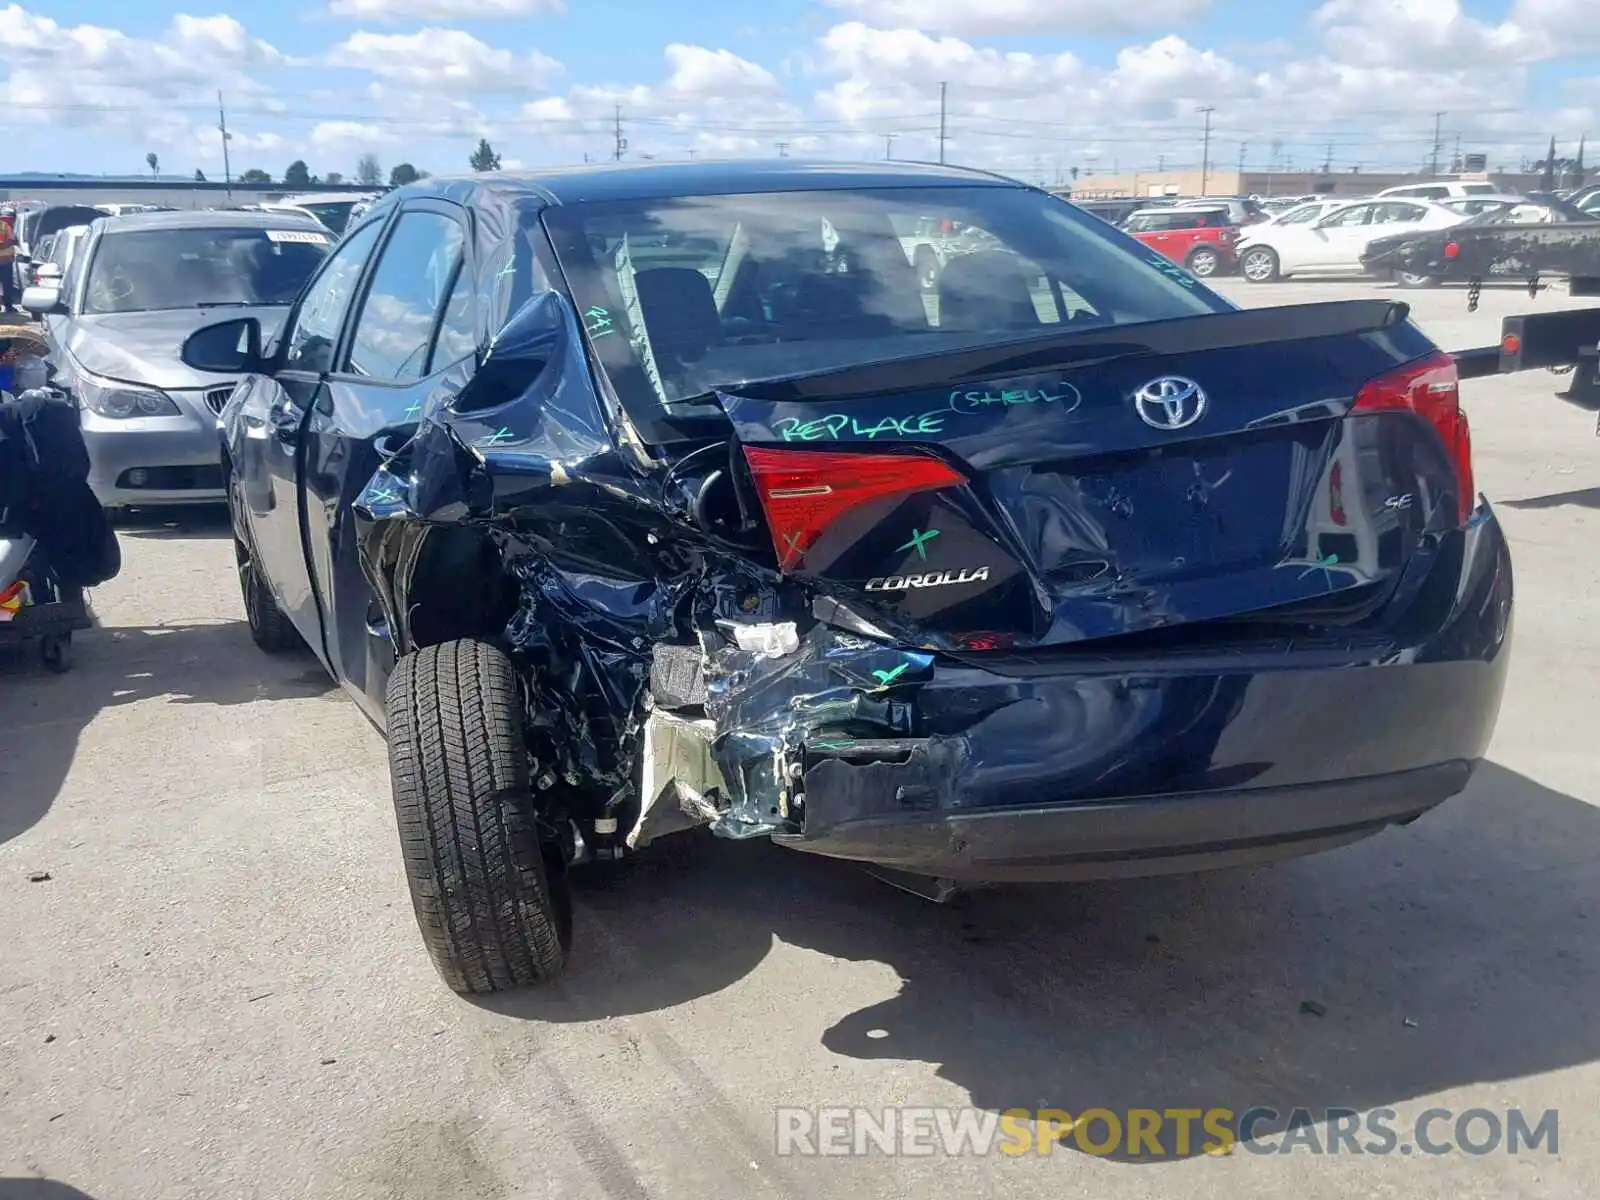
[
  {"xmin": 234, "ymin": 217, "xmax": 387, "ymax": 665},
  {"xmin": 1301, "ymin": 203, "xmax": 1376, "ymax": 270},
  {"xmin": 301, "ymin": 201, "xmax": 475, "ymax": 724}
]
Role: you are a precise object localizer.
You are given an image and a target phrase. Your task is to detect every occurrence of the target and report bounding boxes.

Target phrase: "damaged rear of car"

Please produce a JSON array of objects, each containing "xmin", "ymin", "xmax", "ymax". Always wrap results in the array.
[{"xmin": 197, "ymin": 162, "xmax": 1511, "ymax": 994}]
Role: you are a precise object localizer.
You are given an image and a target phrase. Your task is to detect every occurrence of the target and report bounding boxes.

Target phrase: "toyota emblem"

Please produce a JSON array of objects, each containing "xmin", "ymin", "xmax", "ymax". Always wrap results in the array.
[{"xmin": 1132, "ymin": 376, "xmax": 1208, "ymax": 431}]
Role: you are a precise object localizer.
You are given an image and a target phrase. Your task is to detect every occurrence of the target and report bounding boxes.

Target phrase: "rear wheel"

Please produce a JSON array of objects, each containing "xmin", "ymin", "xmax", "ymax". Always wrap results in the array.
[
  {"xmin": 386, "ymin": 639, "xmax": 571, "ymax": 994},
  {"xmin": 228, "ymin": 471, "xmax": 301, "ymax": 654},
  {"xmin": 1186, "ymin": 246, "xmax": 1223, "ymax": 278},
  {"xmin": 1240, "ymin": 246, "xmax": 1280, "ymax": 283}
]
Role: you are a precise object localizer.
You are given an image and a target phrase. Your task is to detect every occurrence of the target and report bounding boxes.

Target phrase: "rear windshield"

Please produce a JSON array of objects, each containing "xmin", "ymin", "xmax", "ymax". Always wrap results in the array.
[
  {"xmin": 542, "ymin": 185, "xmax": 1227, "ymax": 408},
  {"xmin": 83, "ymin": 226, "xmax": 332, "ymax": 314},
  {"xmin": 296, "ymin": 202, "xmax": 355, "ymax": 234}
]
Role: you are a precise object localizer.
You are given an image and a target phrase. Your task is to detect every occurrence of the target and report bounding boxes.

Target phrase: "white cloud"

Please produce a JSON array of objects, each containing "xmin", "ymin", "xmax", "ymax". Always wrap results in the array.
[
  {"xmin": 1313, "ymin": 0, "xmax": 1600, "ymax": 68},
  {"xmin": 663, "ymin": 44, "xmax": 779, "ymax": 96},
  {"xmin": 821, "ymin": 0, "xmax": 1210, "ymax": 36},
  {"xmin": 327, "ymin": 0, "xmax": 563, "ymax": 18},
  {"xmin": 326, "ymin": 28, "xmax": 563, "ymax": 92}
]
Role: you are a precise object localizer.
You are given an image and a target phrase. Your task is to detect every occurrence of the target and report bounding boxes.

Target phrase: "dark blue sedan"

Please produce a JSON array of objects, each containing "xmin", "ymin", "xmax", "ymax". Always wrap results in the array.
[{"xmin": 182, "ymin": 161, "xmax": 1512, "ymax": 994}]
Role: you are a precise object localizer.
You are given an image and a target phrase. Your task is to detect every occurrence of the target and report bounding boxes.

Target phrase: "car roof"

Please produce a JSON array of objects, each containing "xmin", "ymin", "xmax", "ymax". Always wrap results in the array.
[
  {"xmin": 93, "ymin": 209, "xmax": 329, "ymax": 233},
  {"xmin": 381, "ymin": 159, "xmax": 1020, "ymax": 211},
  {"xmin": 276, "ymin": 193, "xmax": 378, "ymax": 206},
  {"xmin": 1128, "ymin": 205, "xmax": 1230, "ymax": 217}
]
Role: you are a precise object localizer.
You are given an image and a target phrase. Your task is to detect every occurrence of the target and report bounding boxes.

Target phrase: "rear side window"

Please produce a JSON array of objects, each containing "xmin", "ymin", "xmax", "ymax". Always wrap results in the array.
[
  {"xmin": 344, "ymin": 210, "xmax": 466, "ymax": 383},
  {"xmin": 1463, "ymin": 183, "xmax": 1498, "ymax": 195}
]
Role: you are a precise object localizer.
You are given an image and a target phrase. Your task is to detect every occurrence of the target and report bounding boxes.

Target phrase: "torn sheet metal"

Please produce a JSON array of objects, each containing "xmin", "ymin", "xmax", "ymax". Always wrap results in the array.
[{"xmin": 345, "ymin": 282, "xmax": 937, "ymax": 850}]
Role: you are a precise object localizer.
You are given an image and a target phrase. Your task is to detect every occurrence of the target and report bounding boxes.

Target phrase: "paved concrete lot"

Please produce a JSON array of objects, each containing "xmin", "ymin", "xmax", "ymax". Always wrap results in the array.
[{"xmin": 3, "ymin": 277, "xmax": 1598, "ymax": 1199}]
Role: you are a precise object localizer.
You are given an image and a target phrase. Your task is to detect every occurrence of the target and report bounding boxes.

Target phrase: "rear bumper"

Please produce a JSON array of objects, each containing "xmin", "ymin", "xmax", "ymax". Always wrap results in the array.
[
  {"xmin": 776, "ymin": 509, "xmax": 1513, "ymax": 882},
  {"xmin": 777, "ymin": 762, "xmax": 1471, "ymax": 882}
]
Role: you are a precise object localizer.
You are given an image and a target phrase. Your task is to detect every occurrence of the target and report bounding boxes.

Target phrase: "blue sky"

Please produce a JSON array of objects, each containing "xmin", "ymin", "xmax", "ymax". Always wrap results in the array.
[{"xmin": 2, "ymin": 0, "xmax": 1595, "ymax": 182}]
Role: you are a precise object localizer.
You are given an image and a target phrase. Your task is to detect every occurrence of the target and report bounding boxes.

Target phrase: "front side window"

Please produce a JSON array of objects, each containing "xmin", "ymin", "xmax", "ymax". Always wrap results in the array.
[
  {"xmin": 542, "ymin": 185, "xmax": 1227, "ymax": 412},
  {"xmin": 1322, "ymin": 205, "xmax": 1375, "ymax": 228},
  {"xmin": 1277, "ymin": 205, "xmax": 1324, "ymax": 225},
  {"xmin": 82, "ymin": 225, "xmax": 332, "ymax": 315},
  {"xmin": 281, "ymin": 219, "xmax": 384, "ymax": 374},
  {"xmin": 344, "ymin": 211, "xmax": 465, "ymax": 383}
]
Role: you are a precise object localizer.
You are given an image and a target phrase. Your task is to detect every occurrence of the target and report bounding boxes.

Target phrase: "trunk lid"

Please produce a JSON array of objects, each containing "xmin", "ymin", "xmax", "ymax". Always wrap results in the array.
[{"xmin": 718, "ymin": 300, "xmax": 1467, "ymax": 650}]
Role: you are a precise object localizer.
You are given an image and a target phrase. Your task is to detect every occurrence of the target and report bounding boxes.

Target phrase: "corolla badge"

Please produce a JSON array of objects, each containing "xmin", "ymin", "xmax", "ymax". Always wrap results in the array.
[{"xmin": 1133, "ymin": 376, "xmax": 1208, "ymax": 431}]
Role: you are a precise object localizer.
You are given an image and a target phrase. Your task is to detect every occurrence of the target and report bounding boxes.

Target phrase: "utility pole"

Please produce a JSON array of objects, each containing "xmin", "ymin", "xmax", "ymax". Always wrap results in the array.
[
  {"xmin": 938, "ymin": 82, "xmax": 948, "ymax": 165},
  {"xmin": 1429, "ymin": 111, "xmax": 1444, "ymax": 176},
  {"xmin": 1453, "ymin": 132, "xmax": 1462, "ymax": 172},
  {"xmin": 884, "ymin": 133, "xmax": 895, "ymax": 160},
  {"xmin": 775, "ymin": 142, "xmax": 789, "ymax": 157},
  {"xmin": 1197, "ymin": 105, "xmax": 1216, "ymax": 195},
  {"xmin": 1323, "ymin": 142, "xmax": 1333, "ymax": 173},
  {"xmin": 613, "ymin": 102, "xmax": 626, "ymax": 162},
  {"xmin": 217, "ymin": 91, "xmax": 233, "ymax": 198},
  {"xmin": 687, "ymin": 148, "xmax": 697, "ymax": 161}
]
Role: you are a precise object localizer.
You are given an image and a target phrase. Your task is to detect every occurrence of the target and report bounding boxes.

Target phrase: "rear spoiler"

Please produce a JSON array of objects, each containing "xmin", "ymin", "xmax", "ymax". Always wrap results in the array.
[
  {"xmin": 1450, "ymin": 277, "xmax": 1600, "ymax": 382},
  {"xmin": 733, "ymin": 299, "xmax": 1413, "ymax": 403}
]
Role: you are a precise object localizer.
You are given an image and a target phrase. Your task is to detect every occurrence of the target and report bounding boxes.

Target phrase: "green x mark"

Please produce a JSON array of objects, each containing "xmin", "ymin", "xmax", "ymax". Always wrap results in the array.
[
  {"xmin": 871, "ymin": 661, "xmax": 910, "ymax": 687},
  {"xmin": 476, "ymin": 427, "xmax": 516, "ymax": 447},
  {"xmin": 1298, "ymin": 552, "xmax": 1342, "ymax": 583},
  {"xmin": 896, "ymin": 527, "xmax": 941, "ymax": 561}
]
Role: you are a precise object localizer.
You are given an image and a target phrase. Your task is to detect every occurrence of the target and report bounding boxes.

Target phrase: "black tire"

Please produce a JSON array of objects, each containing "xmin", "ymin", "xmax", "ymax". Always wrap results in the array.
[
  {"xmin": 914, "ymin": 248, "xmax": 940, "ymax": 291},
  {"xmin": 386, "ymin": 639, "xmax": 570, "ymax": 993},
  {"xmin": 1186, "ymin": 246, "xmax": 1222, "ymax": 278},
  {"xmin": 228, "ymin": 471, "xmax": 301, "ymax": 654},
  {"xmin": 1395, "ymin": 269, "xmax": 1441, "ymax": 289},
  {"xmin": 1240, "ymin": 246, "xmax": 1280, "ymax": 283}
]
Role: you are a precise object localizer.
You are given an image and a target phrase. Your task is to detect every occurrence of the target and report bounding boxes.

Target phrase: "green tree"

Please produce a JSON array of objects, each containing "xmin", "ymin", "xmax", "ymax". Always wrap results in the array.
[
  {"xmin": 389, "ymin": 162, "xmax": 421, "ymax": 186},
  {"xmin": 284, "ymin": 159, "xmax": 313, "ymax": 187},
  {"xmin": 356, "ymin": 153, "xmax": 382, "ymax": 186},
  {"xmin": 146, "ymin": 151, "xmax": 160, "ymax": 178},
  {"xmin": 240, "ymin": 168, "xmax": 272, "ymax": 183},
  {"xmin": 193, "ymin": 168, "xmax": 207, "ymax": 182},
  {"xmin": 469, "ymin": 139, "xmax": 501, "ymax": 172},
  {"xmin": 325, "ymin": 171, "xmax": 345, "ymax": 184}
]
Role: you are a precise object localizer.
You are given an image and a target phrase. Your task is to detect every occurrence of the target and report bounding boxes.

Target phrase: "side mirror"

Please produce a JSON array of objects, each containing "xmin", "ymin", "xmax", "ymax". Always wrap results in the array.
[
  {"xmin": 34, "ymin": 263, "xmax": 62, "ymax": 282},
  {"xmin": 182, "ymin": 317, "xmax": 267, "ymax": 375},
  {"xmin": 19, "ymin": 285, "xmax": 64, "ymax": 316}
]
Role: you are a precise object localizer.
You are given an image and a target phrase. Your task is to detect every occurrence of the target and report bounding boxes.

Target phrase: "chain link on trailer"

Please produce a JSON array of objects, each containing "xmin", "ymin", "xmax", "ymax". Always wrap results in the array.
[
  {"xmin": 1529, "ymin": 274, "xmax": 1545, "ymax": 299},
  {"xmin": 1467, "ymin": 277, "xmax": 1481, "ymax": 313}
]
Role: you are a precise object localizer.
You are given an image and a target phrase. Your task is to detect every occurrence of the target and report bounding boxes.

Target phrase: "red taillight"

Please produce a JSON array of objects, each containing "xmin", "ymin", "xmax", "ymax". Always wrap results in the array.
[
  {"xmin": 1443, "ymin": 241, "xmax": 1461, "ymax": 259},
  {"xmin": 742, "ymin": 446, "xmax": 967, "ymax": 572},
  {"xmin": 1352, "ymin": 351, "xmax": 1474, "ymax": 523}
]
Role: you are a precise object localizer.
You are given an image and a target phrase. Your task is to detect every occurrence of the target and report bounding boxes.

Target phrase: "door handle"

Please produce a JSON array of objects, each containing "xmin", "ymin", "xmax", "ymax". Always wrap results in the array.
[{"xmin": 269, "ymin": 409, "xmax": 299, "ymax": 445}]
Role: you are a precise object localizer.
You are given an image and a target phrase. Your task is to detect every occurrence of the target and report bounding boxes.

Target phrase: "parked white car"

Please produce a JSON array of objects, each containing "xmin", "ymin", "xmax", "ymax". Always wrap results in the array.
[
  {"xmin": 1236, "ymin": 198, "xmax": 1467, "ymax": 282},
  {"xmin": 1374, "ymin": 181, "xmax": 1504, "ymax": 202}
]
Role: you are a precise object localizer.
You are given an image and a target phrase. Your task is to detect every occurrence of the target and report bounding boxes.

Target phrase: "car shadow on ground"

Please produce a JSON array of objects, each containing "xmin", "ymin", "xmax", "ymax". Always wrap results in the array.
[
  {"xmin": 1501, "ymin": 485, "xmax": 1600, "ymax": 510},
  {"xmin": 0, "ymin": 1182, "xmax": 99, "ymax": 1199},
  {"xmin": 480, "ymin": 760, "xmax": 1599, "ymax": 1160},
  {"xmin": 110, "ymin": 505, "xmax": 232, "ymax": 541},
  {"xmin": 0, "ymin": 620, "xmax": 332, "ymax": 846}
]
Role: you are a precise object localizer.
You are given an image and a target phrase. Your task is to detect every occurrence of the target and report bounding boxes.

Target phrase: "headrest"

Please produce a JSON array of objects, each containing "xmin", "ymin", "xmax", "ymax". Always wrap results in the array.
[
  {"xmin": 632, "ymin": 267, "xmax": 721, "ymax": 362},
  {"xmin": 936, "ymin": 249, "xmax": 1041, "ymax": 333}
]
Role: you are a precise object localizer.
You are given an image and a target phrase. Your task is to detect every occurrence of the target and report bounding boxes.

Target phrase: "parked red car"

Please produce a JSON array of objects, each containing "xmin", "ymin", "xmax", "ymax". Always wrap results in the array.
[{"xmin": 1122, "ymin": 206, "xmax": 1239, "ymax": 277}]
